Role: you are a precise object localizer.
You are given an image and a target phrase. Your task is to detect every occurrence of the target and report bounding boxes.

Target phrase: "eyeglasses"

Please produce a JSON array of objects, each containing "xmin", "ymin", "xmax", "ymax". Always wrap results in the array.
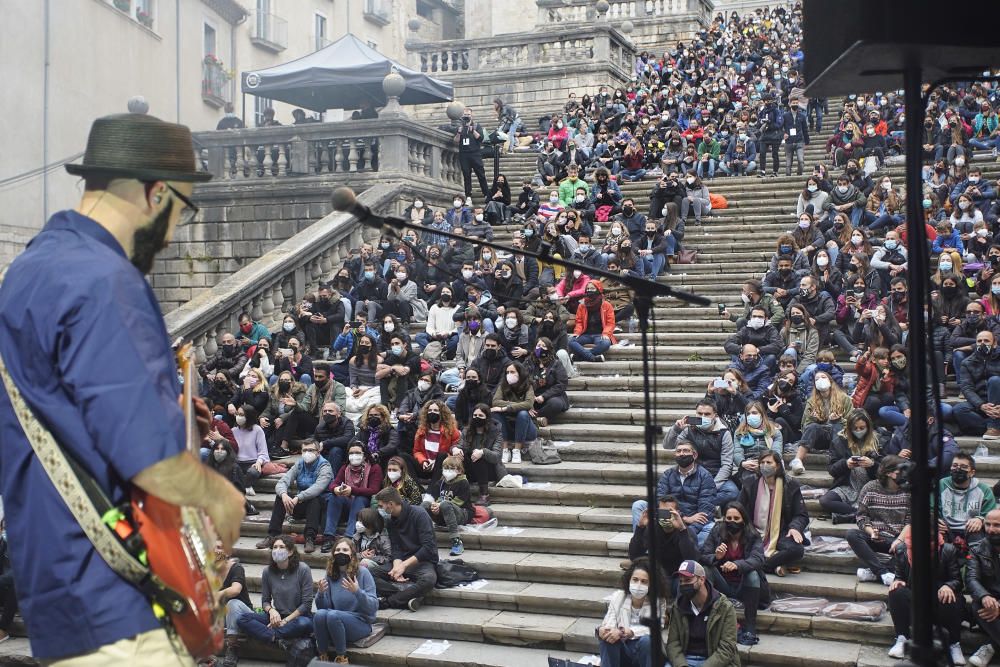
[{"xmin": 167, "ymin": 185, "xmax": 199, "ymax": 225}]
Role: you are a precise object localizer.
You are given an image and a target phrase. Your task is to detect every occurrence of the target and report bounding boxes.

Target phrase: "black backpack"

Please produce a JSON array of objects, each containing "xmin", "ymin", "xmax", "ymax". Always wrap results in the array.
[{"xmin": 434, "ymin": 559, "xmax": 480, "ymax": 588}]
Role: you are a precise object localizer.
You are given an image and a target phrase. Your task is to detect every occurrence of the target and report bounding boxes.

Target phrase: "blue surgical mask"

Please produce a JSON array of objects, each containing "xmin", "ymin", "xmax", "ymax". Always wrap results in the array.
[
  {"xmin": 391, "ymin": 344, "xmax": 404, "ymax": 356},
  {"xmin": 378, "ymin": 508, "xmax": 391, "ymax": 520},
  {"xmin": 364, "ymin": 270, "xmax": 375, "ymax": 280},
  {"xmin": 746, "ymin": 413, "xmax": 763, "ymax": 428},
  {"xmin": 884, "ymin": 240, "xmax": 897, "ymax": 250}
]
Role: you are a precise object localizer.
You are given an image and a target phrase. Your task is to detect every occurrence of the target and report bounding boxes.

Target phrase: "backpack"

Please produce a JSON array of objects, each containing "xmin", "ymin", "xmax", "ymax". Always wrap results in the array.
[
  {"xmin": 709, "ymin": 192, "xmax": 728, "ymax": 210},
  {"xmin": 434, "ymin": 559, "xmax": 480, "ymax": 588},
  {"xmin": 528, "ymin": 438, "xmax": 562, "ymax": 465},
  {"xmin": 595, "ymin": 204, "xmax": 614, "ymax": 222}
]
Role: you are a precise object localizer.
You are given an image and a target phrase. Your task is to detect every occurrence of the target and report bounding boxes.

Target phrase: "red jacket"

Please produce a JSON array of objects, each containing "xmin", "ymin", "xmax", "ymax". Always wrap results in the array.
[
  {"xmin": 573, "ymin": 282, "xmax": 618, "ymax": 344},
  {"xmin": 413, "ymin": 426, "xmax": 462, "ymax": 465},
  {"xmin": 330, "ymin": 462, "xmax": 384, "ymax": 498},
  {"xmin": 852, "ymin": 357, "xmax": 895, "ymax": 408}
]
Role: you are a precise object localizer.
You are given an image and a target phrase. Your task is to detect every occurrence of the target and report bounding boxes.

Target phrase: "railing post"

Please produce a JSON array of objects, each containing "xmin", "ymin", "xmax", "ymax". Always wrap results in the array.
[
  {"xmin": 594, "ymin": 27, "xmax": 611, "ymax": 63},
  {"xmin": 378, "ymin": 122, "xmax": 410, "ymax": 176},
  {"xmin": 206, "ymin": 146, "xmax": 224, "ymax": 179},
  {"xmin": 288, "ymin": 136, "xmax": 309, "ymax": 175},
  {"xmin": 429, "ymin": 144, "xmax": 442, "ymax": 180}
]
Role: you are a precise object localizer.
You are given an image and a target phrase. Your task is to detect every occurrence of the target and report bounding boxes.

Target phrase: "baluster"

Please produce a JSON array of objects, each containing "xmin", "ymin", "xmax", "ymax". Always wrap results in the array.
[
  {"xmin": 249, "ymin": 297, "xmax": 263, "ymax": 323},
  {"xmin": 203, "ymin": 328, "xmax": 219, "ymax": 360},
  {"xmin": 309, "ymin": 258, "xmax": 323, "ymax": 292},
  {"xmin": 347, "ymin": 142, "xmax": 360, "ymax": 172},
  {"xmin": 319, "ymin": 248, "xmax": 333, "ymax": 278},
  {"xmin": 271, "ymin": 282, "xmax": 285, "ymax": 318},
  {"xmin": 423, "ymin": 145, "xmax": 432, "ymax": 176},
  {"xmin": 260, "ymin": 287, "xmax": 276, "ymax": 325},
  {"xmin": 420, "ymin": 53, "xmax": 428, "ymax": 73},
  {"xmin": 431, "ymin": 53, "xmax": 439, "ymax": 72}
]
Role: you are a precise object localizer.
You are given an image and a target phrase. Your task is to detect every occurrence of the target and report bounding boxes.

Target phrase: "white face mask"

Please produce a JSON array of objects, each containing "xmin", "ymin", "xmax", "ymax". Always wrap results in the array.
[
  {"xmin": 969, "ymin": 176, "xmax": 981, "ymax": 184},
  {"xmin": 815, "ymin": 377, "xmax": 831, "ymax": 391},
  {"xmin": 575, "ymin": 195, "xmax": 585, "ymax": 203},
  {"xmin": 740, "ymin": 293, "xmax": 751, "ymax": 304},
  {"xmin": 349, "ymin": 453, "xmax": 364, "ymax": 466},
  {"xmin": 573, "ymin": 270, "xmax": 582, "ymax": 279},
  {"xmin": 414, "ymin": 200, "xmax": 424, "ymax": 208},
  {"xmin": 506, "ymin": 373, "xmax": 519, "ymax": 385},
  {"xmin": 235, "ymin": 415, "xmax": 247, "ymax": 427},
  {"xmin": 851, "ymin": 235, "xmax": 863, "ymax": 246},
  {"xmin": 283, "ymin": 322, "xmax": 296, "ymax": 332},
  {"xmin": 442, "ymin": 469, "xmax": 458, "ymax": 482},
  {"xmin": 417, "ymin": 380, "xmax": 431, "ymax": 392},
  {"xmin": 384, "ymin": 321, "xmax": 395, "ymax": 332},
  {"xmin": 505, "ymin": 318, "xmax": 518, "ymax": 329},
  {"xmin": 395, "ymin": 272, "xmax": 407, "ymax": 281},
  {"xmin": 798, "ymin": 220, "xmax": 810, "ymax": 229},
  {"xmin": 939, "ymin": 261, "xmax": 953, "ymax": 271},
  {"xmin": 817, "ymin": 256, "xmax": 829, "ymax": 267},
  {"xmin": 355, "ymin": 521, "xmax": 368, "ymax": 534},
  {"xmin": 959, "ymin": 201, "xmax": 971, "ymax": 210},
  {"xmin": 461, "ymin": 269, "xmax": 474, "ymax": 279},
  {"xmin": 629, "ymin": 583, "xmax": 649, "ymax": 599},
  {"xmin": 686, "ymin": 177, "xmax": 696, "ymax": 185},
  {"xmin": 748, "ymin": 317, "xmax": 765, "ymax": 329},
  {"xmin": 806, "ymin": 185, "xmax": 817, "ymax": 193},
  {"xmin": 882, "ymin": 182, "xmax": 891, "ymax": 190},
  {"xmin": 387, "ymin": 470, "xmax": 402, "ymax": 482},
  {"xmin": 301, "ymin": 451, "xmax": 318, "ymax": 464},
  {"xmin": 475, "ymin": 214, "xmax": 484, "ymax": 222},
  {"xmin": 213, "ymin": 449, "xmax": 228, "ymax": 462},
  {"xmin": 454, "ymin": 200, "xmax": 463, "ymax": 208},
  {"xmin": 550, "ymin": 195, "xmax": 560, "ymax": 203}
]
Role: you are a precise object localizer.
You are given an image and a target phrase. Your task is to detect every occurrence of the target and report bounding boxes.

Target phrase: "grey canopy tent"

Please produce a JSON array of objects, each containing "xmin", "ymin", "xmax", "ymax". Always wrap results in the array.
[{"xmin": 240, "ymin": 34, "xmax": 453, "ymax": 112}]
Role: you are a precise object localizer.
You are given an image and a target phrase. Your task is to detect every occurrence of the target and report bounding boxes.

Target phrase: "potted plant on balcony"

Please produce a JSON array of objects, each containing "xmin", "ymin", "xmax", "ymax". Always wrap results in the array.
[
  {"xmin": 137, "ymin": 8, "xmax": 153, "ymax": 28},
  {"xmin": 113, "ymin": 0, "xmax": 131, "ymax": 12}
]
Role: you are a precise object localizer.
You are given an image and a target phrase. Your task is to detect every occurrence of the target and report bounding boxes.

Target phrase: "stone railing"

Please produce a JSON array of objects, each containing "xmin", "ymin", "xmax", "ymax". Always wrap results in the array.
[
  {"xmin": 192, "ymin": 117, "xmax": 463, "ymax": 186},
  {"xmin": 536, "ymin": 0, "xmax": 708, "ymax": 24},
  {"xmin": 406, "ymin": 24, "xmax": 635, "ymax": 80},
  {"xmin": 163, "ymin": 183, "xmax": 395, "ymax": 362}
]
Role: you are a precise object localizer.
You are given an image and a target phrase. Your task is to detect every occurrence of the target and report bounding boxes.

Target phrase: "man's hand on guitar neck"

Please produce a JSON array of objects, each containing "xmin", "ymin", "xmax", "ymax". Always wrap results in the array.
[{"xmin": 189, "ymin": 396, "xmax": 212, "ymax": 441}]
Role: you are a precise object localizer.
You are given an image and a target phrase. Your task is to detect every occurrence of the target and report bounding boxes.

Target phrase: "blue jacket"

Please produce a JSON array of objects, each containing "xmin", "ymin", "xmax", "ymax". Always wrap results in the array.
[
  {"xmin": 656, "ymin": 464, "xmax": 717, "ymax": 518},
  {"xmin": 727, "ymin": 358, "xmax": 772, "ymax": 401},
  {"xmin": 782, "ymin": 110, "xmax": 810, "ymax": 145}
]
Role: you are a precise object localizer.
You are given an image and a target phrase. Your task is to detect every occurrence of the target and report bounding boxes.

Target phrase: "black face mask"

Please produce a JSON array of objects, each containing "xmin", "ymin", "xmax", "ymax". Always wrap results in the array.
[
  {"xmin": 315, "ymin": 377, "xmax": 328, "ymax": 389},
  {"xmin": 483, "ymin": 348, "xmax": 499, "ymax": 361},
  {"xmin": 427, "ymin": 411, "xmax": 441, "ymax": 424},
  {"xmin": 977, "ymin": 344, "xmax": 993, "ymax": 357},
  {"xmin": 623, "ymin": 206, "xmax": 635, "ymax": 216},
  {"xmin": 778, "ymin": 268, "xmax": 792, "ymax": 276},
  {"xmin": 951, "ymin": 469, "xmax": 970, "ymax": 485},
  {"xmin": 742, "ymin": 356, "xmax": 759, "ymax": 369},
  {"xmin": 440, "ymin": 295, "xmax": 452, "ymax": 304},
  {"xmin": 359, "ymin": 344, "xmax": 372, "ymax": 353},
  {"xmin": 724, "ymin": 520, "xmax": 742, "ymax": 534},
  {"xmin": 678, "ymin": 582, "xmax": 699, "ymax": 598},
  {"xmin": 472, "ymin": 416, "xmax": 487, "ymax": 428},
  {"xmin": 465, "ymin": 379, "xmax": 480, "ymax": 390},
  {"xmin": 646, "ymin": 230, "xmax": 656, "ymax": 237},
  {"xmin": 278, "ymin": 380, "xmax": 291, "ymax": 392},
  {"xmin": 368, "ymin": 416, "xmax": 382, "ymax": 428},
  {"xmin": 222, "ymin": 344, "xmax": 236, "ymax": 356},
  {"xmin": 790, "ymin": 315, "xmax": 804, "ymax": 326},
  {"xmin": 941, "ymin": 285, "xmax": 958, "ymax": 298},
  {"xmin": 675, "ymin": 454, "xmax": 695, "ymax": 468},
  {"xmin": 333, "ymin": 553, "xmax": 351, "ymax": 567}
]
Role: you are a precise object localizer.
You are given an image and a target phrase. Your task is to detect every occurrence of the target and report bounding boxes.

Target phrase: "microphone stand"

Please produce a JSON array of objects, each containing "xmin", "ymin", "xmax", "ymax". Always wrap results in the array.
[{"xmin": 354, "ymin": 209, "xmax": 710, "ymax": 667}]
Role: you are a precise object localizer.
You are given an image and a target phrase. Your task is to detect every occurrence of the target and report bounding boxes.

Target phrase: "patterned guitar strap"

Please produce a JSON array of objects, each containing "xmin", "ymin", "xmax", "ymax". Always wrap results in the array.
[{"xmin": 0, "ymin": 266, "xmax": 186, "ymax": 626}]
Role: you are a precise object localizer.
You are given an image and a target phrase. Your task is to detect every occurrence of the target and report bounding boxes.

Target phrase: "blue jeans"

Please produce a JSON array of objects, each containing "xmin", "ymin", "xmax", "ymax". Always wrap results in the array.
[
  {"xmin": 569, "ymin": 333, "xmax": 611, "ymax": 361},
  {"xmin": 414, "ymin": 332, "xmax": 458, "ymax": 358},
  {"xmin": 237, "ymin": 611, "xmax": 313, "ymax": 643},
  {"xmin": 600, "ymin": 634, "xmax": 651, "ymax": 667},
  {"xmin": 878, "ymin": 405, "xmax": 908, "ymax": 428},
  {"xmin": 954, "ymin": 377, "xmax": 1000, "ymax": 435},
  {"xmin": 632, "ymin": 500, "xmax": 715, "ymax": 547},
  {"xmin": 953, "ymin": 349, "xmax": 970, "ymax": 385},
  {"xmin": 505, "ymin": 117, "xmax": 523, "ymax": 152},
  {"xmin": 867, "ymin": 213, "xmax": 901, "ymax": 231},
  {"xmin": 225, "ymin": 599, "xmax": 253, "ymax": 636},
  {"xmin": 620, "ymin": 168, "xmax": 646, "ymax": 181},
  {"xmin": 640, "ymin": 253, "xmax": 667, "ymax": 278},
  {"xmin": 325, "ymin": 494, "xmax": 370, "ymax": 537},
  {"xmin": 313, "ymin": 609, "xmax": 371, "ymax": 656},
  {"xmin": 499, "ymin": 410, "xmax": 537, "ymax": 444},
  {"xmin": 715, "ymin": 480, "xmax": 739, "ymax": 506},
  {"xmin": 969, "ymin": 137, "xmax": 999, "ymax": 151},
  {"xmin": 696, "ymin": 158, "xmax": 716, "ymax": 179}
]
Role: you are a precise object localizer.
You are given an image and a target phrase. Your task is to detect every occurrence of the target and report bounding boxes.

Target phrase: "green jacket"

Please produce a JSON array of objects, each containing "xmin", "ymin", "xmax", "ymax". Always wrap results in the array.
[
  {"xmin": 665, "ymin": 588, "xmax": 739, "ymax": 667},
  {"xmin": 558, "ymin": 177, "xmax": 588, "ymax": 207},
  {"xmin": 696, "ymin": 139, "xmax": 721, "ymax": 161},
  {"xmin": 729, "ymin": 293, "xmax": 785, "ymax": 328}
]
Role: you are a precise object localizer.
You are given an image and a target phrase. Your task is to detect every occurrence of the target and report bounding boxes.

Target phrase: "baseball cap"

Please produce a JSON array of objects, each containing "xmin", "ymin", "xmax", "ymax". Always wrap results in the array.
[{"xmin": 676, "ymin": 560, "xmax": 706, "ymax": 578}]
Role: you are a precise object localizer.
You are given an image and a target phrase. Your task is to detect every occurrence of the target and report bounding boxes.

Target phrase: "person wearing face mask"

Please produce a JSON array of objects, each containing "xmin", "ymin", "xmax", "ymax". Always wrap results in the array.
[
  {"xmin": 597, "ymin": 558, "xmax": 668, "ymax": 667},
  {"xmin": 460, "ymin": 402, "xmax": 509, "ymax": 505},
  {"xmin": 323, "ymin": 443, "xmax": 384, "ymax": 552},
  {"xmin": 384, "ymin": 263, "xmax": 427, "ymax": 327},
  {"xmin": 938, "ymin": 452, "xmax": 996, "ymax": 548},
  {"xmin": 724, "ymin": 309, "xmax": 783, "ymax": 373},
  {"xmin": 261, "ymin": 370, "xmax": 314, "ymax": 455},
  {"xmin": 526, "ymin": 336, "xmax": 570, "ymax": 428},
  {"xmin": 724, "ymin": 344, "xmax": 772, "ymax": 402},
  {"xmin": 665, "ymin": 559, "xmax": 739, "ymax": 667},
  {"xmin": 305, "ymin": 366, "xmax": 348, "ymax": 428},
  {"xmin": 353, "ymin": 506, "xmax": 393, "ymax": 574},
  {"xmin": 950, "ymin": 303, "xmax": 994, "ymax": 389},
  {"xmin": 256, "ymin": 440, "xmax": 332, "ymax": 552},
  {"xmin": 851, "ymin": 346, "xmax": 896, "ymax": 417},
  {"xmin": 412, "ymin": 400, "xmax": 462, "ymax": 482},
  {"xmin": 272, "ymin": 315, "xmax": 305, "ymax": 355},
  {"xmin": 314, "ymin": 401, "xmax": 356, "ymax": 475},
  {"xmin": 395, "ymin": 370, "xmax": 445, "ymax": 444},
  {"xmin": 781, "ymin": 100, "xmax": 810, "ymax": 177},
  {"xmin": 415, "ymin": 288, "xmax": 460, "ymax": 360},
  {"xmin": 738, "ymin": 451, "xmax": 808, "ymax": 578},
  {"xmin": 213, "ymin": 540, "xmax": 254, "ymax": 666},
  {"xmin": 313, "ymin": 537, "xmax": 378, "ymax": 664},
  {"xmin": 863, "ymin": 177, "xmax": 904, "ymax": 232},
  {"xmin": 697, "ymin": 502, "xmax": 765, "ymax": 646},
  {"xmin": 791, "ymin": 370, "xmax": 852, "ymax": 475},
  {"xmin": 731, "ymin": 404, "xmax": 783, "ymax": 487},
  {"xmin": 954, "ymin": 330, "xmax": 1000, "ymax": 439},
  {"xmin": 236, "ymin": 535, "xmax": 315, "ymax": 648},
  {"xmin": 569, "ymin": 281, "xmax": 617, "ymax": 363},
  {"xmin": 454, "ymin": 110, "xmax": 489, "ymax": 200},
  {"xmin": 612, "ymin": 196, "xmax": 649, "ymax": 245},
  {"xmin": 826, "ymin": 176, "xmax": 866, "ymax": 228},
  {"xmin": 963, "ymin": 508, "xmax": 1000, "ymax": 667},
  {"xmin": 273, "ymin": 336, "xmax": 314, "ymax": 388},
  {"xmin": 664, "ymin": 399, "xmax": 738, "ymax": 505},
  {"xmin": 788, "ymin": 275, "xmax": 836, "ymax": 346},
  {"xmin": 724, "ymin": 279, "xmax": 785, "ymax": 330},
  {"xmin": 200, "ymin": 332, "xmax": 250, "ymax": 385},
  {"xmin": 590, "ymin": 166, "xmax": 624, "ymax": 218},
  {"xmin": 537, "ymin": 189, "xmax": 567, "ymax": 223},
  {"xmin": 492, "ymin": 362, "xmax": 538, "ymax": 465},
  {"xmin": 402, "ymin": 196, "xmax": 434, "ymax": 227},
  {"xmin": 352, "ymin": 260, "xmax": 389, "ymax": 325},
  {"xmin": 515, "ymin": 180, "xmax": 541, "ymax": 218},
  {"xmin": 206, "ymin": 438, "xmax": 245, "ymax": 496},
  {"xmin": 846, "ymin": 456, "xmax": 910, "ymax": 587},
  {"xmin": 240, "ymin": 338, "xmax": 275, "ymax": 387},
  {"xmin": 482, "ymin": 174, "xmax": 512, "ymax": 225},
  {"xmin": 463, "ymin": 207, "xmax": 495, "ymax": 243},
  {"xmin": 375, "ymin": 334, "xmax": 421, "ymax": 412},
  {"xmin": 371, "ymin": 486, "xmax": 439, "ymax": 611},
  {"xmin": 558, "ymin": 164, "xmax": 588, "ymax": 208},
  {"xmin": 235, "ymin": 312, "xmax": 270, "ymax": 353},
  {"xmin": 422, "ymin": 455, "xmax": 473, "ymax": 556},
  {"xmin": 679, "ymin": 172, "xmax": 712, "ymax": 225},
  {"xmin": 819, "ymin": 409, "xmax": 883, "ymax": 525},
  {"xmin": 495, "ymin": 308, "xmax": 530, "ymax": 361},
  {"xmin": 795, "ymin": 177, "xmax": 830, "ymax": 218}
]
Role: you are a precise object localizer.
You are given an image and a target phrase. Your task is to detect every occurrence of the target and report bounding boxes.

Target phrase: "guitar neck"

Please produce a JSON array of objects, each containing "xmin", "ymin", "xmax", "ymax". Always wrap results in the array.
[{"xmin": 177, "ymin": 343, "xmax": 199, "ymax": 453}]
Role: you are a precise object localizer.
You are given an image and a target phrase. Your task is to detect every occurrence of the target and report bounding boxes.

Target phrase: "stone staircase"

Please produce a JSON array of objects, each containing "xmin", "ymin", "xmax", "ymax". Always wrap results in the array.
[{"xmin": 220, "ymin": 116, "xmax": 1000, "ymax": 666}]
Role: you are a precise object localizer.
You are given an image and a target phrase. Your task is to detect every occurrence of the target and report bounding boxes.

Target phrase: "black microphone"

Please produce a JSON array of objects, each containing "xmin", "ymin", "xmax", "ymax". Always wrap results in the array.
[{"xmin": 330, "ymin": 187, "xmax": 402, "ymax": 232}]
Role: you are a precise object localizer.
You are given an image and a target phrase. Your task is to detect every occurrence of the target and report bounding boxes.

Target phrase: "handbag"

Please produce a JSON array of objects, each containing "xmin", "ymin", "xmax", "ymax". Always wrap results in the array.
[{"xmin": 676, "ymin": 248, "xmax": 699, "ymax": 264}]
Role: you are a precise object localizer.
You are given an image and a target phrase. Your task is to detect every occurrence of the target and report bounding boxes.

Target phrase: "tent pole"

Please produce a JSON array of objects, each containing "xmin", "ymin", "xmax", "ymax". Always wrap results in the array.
[{"xmin": 242, "ymin": 93, "xmax": 247, "ymax": 127}]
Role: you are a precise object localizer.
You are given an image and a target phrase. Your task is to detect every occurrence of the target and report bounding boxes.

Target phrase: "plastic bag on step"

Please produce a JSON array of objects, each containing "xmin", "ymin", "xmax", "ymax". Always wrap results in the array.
[
  {"xmin": 804, "ymin": 535, "xmax": 853, "ymax": 555},
  {"xmin": 769, "ymin": 596, "xmax": 831, "ymax": 616},
  {"xmin": 496, "ymin": 474, "xmax": 523, "ymax": 488},
  {"xmin": 820, "ymin": 600, "xmax": 887, "ymax": 621},
  {"xmin": 798, "ymin": 485, "xmax": 824, "ymax": 499}
]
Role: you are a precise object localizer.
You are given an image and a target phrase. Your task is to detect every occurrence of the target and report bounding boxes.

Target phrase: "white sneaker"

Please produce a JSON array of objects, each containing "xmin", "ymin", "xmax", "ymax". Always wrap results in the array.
[
  {"xmin": 880, "ymin": 572, "xmax": 896, "ymax": 586},
  {"xmin": 245, "ymin": 486, "xmax": 256, "ymax": 497},
  {"xmin": 887, "ymin": 635, "xmax": 906, "ymax": 659},
  {"xmin": 856, "ymin": 567, "xmax": 878, "ymax": 583},
  {"xmin": 501, "ymin": 449, "xmax": 511, "ymax": 464},
  {"xmin": 971, "ymin": 644, "xmax": 995, "ymax": 667},
  {"xmin": 788, "ymin": 458, "xmax": 805, "ymax": 475},
  {"xmin": 951, "ymin": 643, "xmax": 967, "ymax": 665},
  {"xmin": 511, "ymin": 449, "xmax": 522, "ymax": 464}
]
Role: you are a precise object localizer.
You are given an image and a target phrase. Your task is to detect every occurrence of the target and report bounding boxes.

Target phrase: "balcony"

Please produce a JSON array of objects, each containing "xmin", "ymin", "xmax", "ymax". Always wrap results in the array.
[
  {"xmin": 202, "ymin": 56, "xmax": 232, "ymax": 108},
  {"xmin": 250, "ymin": 11, "xmax": 288, "ymax": 52},
  {"xmin": 363, "ymin": 0, "xmax": 391, "ymax": 26}
]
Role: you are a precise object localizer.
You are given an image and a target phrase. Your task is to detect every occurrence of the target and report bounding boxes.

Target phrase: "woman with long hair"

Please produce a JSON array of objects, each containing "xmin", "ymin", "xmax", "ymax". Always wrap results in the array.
[
  {"xmin": 781, "ymin": 303, "xmax": 819, "ymax": 374},
  {"xmin": 485, "ymin": 173, "xmax": 512, "ymax": 224},
  {"xmin": 738, "ymin": 451, "xmax": 809, "ymax": 577},
  {"xmin": 818, "ymin": 409, "xmax": 882, "ymax": 522},
  {"xmin": 811, "ymin": 247, "xmax": 844, "ymax": 301},
  {"xmin": 983, "ymin": 273, "xmax": 1000, "ymax": 316},
  {"xmin": 526, "ymin": 336, "xmax": 569, "ymax": 427},
  {"xmin": 345, "ymin": 334, "xmax": 383, "ymax": 421},
  {"xmin": 823, "ymin": 211, "xmax": 853, "ymax": 267},
  {"xmin": 232, "ymin": 404, "xmax": 269, "ymax": 496},
  {"xmin": 313, "ymin": 537, "xmax": 378, "ymax": 663},
  {"xmin": 261, "ymin": 370, "xmax": 313, "ymax": 455},
  {"xmin": 227, "ymin": 366, "xmax": 269, "ymax": 424},
  {"xmin": 413, "ymin": 400, "xmax": 462, "ymax": 481},
  {"xmin": 699, "ymin": 501, "xmax": 766, "ymax": 646},
  {"xmin": 376, "ymin": 455, "xmax": 422, "ymax": 506},
  {"xmin": 596, "ymin": 557, "xmax": 669, "ymax": 667},
  {"xmin": 732, "ymin": 402, "xmax": 783, "ymax": 488},
  {"xmin": 460, "ymin": 402, "xmax": 508, "ymax": 505},
  {"xmin": 790, "ymin": 370, "xmax": 852, "ymax": 476},
  {"xmin": 791, "ymin": 212, "xmax": 825, "ymax": 261},
  {"xmin": 706, "ymin": 368, "xmax": 750, "ymax": 432},
  {"xmin": 492, "ymin": 361, "xmax": 537, "ymax": 465},
  {"xmin": 322, "ymin": 442, "xmax": 384, "ymax": 550},
  {"xmin": 376, "ymin": 333, "xmax": 421, "ymax": 411}
]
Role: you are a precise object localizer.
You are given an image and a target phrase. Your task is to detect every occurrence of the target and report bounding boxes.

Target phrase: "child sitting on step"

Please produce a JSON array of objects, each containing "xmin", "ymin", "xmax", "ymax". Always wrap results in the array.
[
  {"xmin": 422, "ymin": 455, "xmax": 473, "ymax": 556},
  {"xmin": 353, "ymin": 507, "xmax": 392, "ymax": 575}
]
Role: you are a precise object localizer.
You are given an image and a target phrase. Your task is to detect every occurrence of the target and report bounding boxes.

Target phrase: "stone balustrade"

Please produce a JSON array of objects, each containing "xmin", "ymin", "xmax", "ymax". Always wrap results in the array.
[
  {"xmin": 536, "ymin": 0, "xmax": 706, "ymax": 24},
  {"xmin": 163, "ymin": 183, "xmax": 396, "ymax": 363},
  {"xmin": 406, "ymin": 23, "xmax": 635, "ymax": 81},
  {"xmin": 193, "ymin": 116, "xmax": 463, "ymax": 186}
]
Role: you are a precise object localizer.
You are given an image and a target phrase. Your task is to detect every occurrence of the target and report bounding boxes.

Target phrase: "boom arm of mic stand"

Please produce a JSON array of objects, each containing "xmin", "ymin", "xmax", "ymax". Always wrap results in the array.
[{"xmin": 376, "ymin": 214, "xmax": 711, "ymax": 307}]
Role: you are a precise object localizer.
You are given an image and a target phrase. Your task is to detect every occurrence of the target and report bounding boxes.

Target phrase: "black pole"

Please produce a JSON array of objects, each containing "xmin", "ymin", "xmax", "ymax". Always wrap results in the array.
[
  {"xmin": 901, "ymin": 60, "xmax": 935, "ymax": 667},
  {"xmin": 636, "ymin": 293, "xmax": 666, "ymax": 667}
]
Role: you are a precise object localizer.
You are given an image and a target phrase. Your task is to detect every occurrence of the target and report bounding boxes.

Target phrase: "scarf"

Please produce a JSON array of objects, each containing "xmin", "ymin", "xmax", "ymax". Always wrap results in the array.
[
  {"xmin": 366, "ymin": 428, "xmax": 381, "ymax": 457},
  {"xmin": 345, "ymin": 461, "xmax": 373, "ymax": 489},
  {"xmin": 755, "ymin": 476, "xmax": 784, "ymax": 558}
]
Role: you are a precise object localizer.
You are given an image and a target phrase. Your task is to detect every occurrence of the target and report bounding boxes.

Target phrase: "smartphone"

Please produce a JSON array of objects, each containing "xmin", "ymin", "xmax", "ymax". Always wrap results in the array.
[
  {"xmin": 850, "ymin": 456, "xmax": 862, "ymax": 462},
  {"xmin": 717, "ymin": 303, "xmax": 727, "ymax": 315},
  {"xmin": 351, "ymin": 320, "xmax": 362, "ymax": 329},
  {"xmin": 712, "ymin": 378, "xmax": 729, "ymax": 389},
  {"xmin": 278, "ymin": 348, "xmax": 293, "ymax": 357},
  {"xmin": 684, "ymin": 415, "xmax": 701, "ymax": 426}
]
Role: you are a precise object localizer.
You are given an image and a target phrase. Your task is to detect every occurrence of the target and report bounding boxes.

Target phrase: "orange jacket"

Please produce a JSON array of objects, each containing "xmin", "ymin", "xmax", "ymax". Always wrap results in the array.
[
  {"xmin": 572, "ymin": 281, "xmax": 618, "ymax": 343},
  {"xmin": 413, "ymin": 425, "xmax": 462, "ymax": 465},
  {"xmin": 852, "ymin": 356, "xmax": 895, "ymax": 408}
]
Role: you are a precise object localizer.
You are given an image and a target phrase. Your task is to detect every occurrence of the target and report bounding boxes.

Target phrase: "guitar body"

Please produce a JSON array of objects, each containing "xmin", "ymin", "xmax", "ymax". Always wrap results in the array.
[
  {"xmin": 131, "ymin": 491, "xmax": 225, "ymax": 658},
  {"xmin": 125, "ymin": 342, "xmax": 225, "ymax": 659}
]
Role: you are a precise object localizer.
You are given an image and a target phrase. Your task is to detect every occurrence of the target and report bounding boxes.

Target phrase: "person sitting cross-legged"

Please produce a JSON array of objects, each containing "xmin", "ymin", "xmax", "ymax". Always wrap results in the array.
[
  {"xmin": 313, "ymin": 537, "xmax": 378, "ymax": 664},
  {"xmin": 371, "ymin": 487, "xmax": 438, "ymax": 612},
  {"xmin": 738, "ymin": 451, "xmax": 809, "ymax": 577},
  {"xmin": 568, "ymin": 281, "xmax": 616, "ymax": 363},
  {"xmin": 256, "ymin": 439, "xmax": 332, "ymax": 554},
  {"xmin": 849, "ymin": 455, "xmax": 910, "ymax": 587},
  {"xmin": 215, "ymin": 540, "xmax": 254, "ymax": 667},
  {"xmin": 236, "ymin": 535, "xmax": 314, "ymax": 648}
]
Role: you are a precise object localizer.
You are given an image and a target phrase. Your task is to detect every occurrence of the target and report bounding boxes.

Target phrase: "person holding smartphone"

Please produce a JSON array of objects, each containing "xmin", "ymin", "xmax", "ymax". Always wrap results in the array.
[{"xmin": 819, "ymin": 409, "xmax": 883, "ymax": 525}]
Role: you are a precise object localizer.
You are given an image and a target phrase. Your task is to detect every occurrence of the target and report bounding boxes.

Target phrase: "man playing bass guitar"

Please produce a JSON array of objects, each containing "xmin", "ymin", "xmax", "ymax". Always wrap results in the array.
[{"xmin": 0, "ymin": 113, "xmax": 244, "ymax": 665}]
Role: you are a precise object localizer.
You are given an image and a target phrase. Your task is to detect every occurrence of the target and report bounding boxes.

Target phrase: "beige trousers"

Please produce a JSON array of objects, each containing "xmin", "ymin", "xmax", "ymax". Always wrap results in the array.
[{"xmin": 44, "ymin": 628, "xmax": 195, "ymax": 667}]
